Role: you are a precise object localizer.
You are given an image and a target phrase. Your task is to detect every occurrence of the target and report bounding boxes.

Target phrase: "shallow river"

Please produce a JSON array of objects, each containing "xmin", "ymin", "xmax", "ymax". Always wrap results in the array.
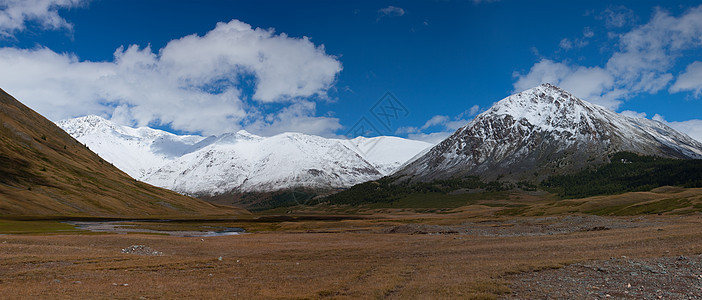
[{"xmin": 66, "ymin": 221, "xmax": 245, "ymax": 237}]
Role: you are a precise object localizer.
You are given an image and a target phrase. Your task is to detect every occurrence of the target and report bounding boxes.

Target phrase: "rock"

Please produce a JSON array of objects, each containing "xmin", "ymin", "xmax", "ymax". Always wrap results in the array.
[{"xmin": 121, "ymin": 245, "xmax": 163, "ymax": 256}]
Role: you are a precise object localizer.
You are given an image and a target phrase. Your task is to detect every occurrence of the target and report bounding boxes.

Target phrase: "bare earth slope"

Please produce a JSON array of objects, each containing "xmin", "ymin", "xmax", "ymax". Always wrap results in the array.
[{"xmin": 0, "ymin": 88, "xmax": 246, "ymax": 217}]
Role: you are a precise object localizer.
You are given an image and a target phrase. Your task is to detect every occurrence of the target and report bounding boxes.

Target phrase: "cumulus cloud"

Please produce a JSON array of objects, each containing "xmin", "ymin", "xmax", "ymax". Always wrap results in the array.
[
  {"xmin": 377, "ymin": 6, "xmax": 404, "ymax": 19},
  {"xmin": 514, "ymin": 5, "xmax": 702, "ymax": 110},
  {"xmin": 0, "ymin": 0, "xmax": 87, "ymax": 37},
  {"xmin": 0, "ymin": 20, "xmax": 343, "ymax": 136},
  {"xmin": 670, "ymin": 61, "xmax": 702, "ymax": 97}
]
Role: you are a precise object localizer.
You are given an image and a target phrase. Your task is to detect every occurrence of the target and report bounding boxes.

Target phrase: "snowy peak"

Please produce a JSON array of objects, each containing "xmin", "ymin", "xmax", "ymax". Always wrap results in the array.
[
  {"xmin": 396, "ymin": 84, "xmax": 702, "ymax": 183},
  {"xmin": 57, "ymin": 116, "xmax": 432, "ymax": 195},
  {"xmin": 58, "ymin": 115, "xmax": 119, "ymax": 137},
  {"xmin": 57, "ymin": 115, "xmax": 207, "ymax": 178},
  {"xmin": 479, "ymin": 83, "xmax": 608, "ymax": 136}
]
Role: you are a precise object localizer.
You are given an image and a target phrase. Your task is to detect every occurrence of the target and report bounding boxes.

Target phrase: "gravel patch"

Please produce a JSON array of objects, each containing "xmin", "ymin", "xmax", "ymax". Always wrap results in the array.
[{"xmin": 504, "ymin": 255, "xmax": 702, "ymax": 299}]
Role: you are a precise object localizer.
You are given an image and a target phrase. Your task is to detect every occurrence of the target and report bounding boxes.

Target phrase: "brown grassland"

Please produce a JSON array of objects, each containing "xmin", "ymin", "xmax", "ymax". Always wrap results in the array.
[
  {"xmin": 2, "ymin": 187, "xmax": 702, "ymax": 299},
  {"xmin": 0, "ymin": 88, "xmax": 247, "ymax": 218}
]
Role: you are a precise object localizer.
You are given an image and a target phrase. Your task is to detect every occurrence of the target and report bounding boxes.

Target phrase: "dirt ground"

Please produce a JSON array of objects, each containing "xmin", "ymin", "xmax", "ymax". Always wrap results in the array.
[{"xmin": 1, "ymin": 214, "xmax": 702, "ymax": 299}]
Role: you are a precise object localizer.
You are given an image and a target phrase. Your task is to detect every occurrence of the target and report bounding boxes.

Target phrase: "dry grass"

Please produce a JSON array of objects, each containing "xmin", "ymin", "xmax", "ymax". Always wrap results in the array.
[
  {"xmin": 0, "ymin": 88, "xmax": 247, "ymax": 218},
  {"xmin": 2, "ymin": 213, "xmax": 702, "ymax": 299}
]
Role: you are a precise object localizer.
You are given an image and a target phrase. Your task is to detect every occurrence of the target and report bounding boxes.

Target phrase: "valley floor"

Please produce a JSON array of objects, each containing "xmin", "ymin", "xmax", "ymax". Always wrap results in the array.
[{"xmin": 2, "ymin": 212, "xmax": 702, "ymax": 299}]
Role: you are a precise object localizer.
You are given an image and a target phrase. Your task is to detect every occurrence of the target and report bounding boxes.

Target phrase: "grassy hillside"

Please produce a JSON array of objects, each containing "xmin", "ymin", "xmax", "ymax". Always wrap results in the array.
[
  {"xmin": 0, "ymin": 88, "xmax": 247, "ymax": 218},
  {"xmin": 318, "ymin": 175, "xmax": 516, "ymax": 207},
  {"xmin": 541, "ymin": 152, "xmax": 702, "ymax": 199},
  {"xmin": 319, "ymin": 152, "xmax": 702, "ymax": 209}
]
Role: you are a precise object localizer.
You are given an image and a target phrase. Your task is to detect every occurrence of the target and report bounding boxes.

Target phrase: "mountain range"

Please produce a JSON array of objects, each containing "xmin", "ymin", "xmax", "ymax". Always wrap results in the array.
[
  {"xmin": 57, "ymin": 116, "xmax": 432, "ymax": 196},
  {"xmin": 394, "ymin": 83, "xmax": 702, "ymax": 183},
  {"xmin": 55, "ymin": 83, "xmax": 702, "ymax": 208}
]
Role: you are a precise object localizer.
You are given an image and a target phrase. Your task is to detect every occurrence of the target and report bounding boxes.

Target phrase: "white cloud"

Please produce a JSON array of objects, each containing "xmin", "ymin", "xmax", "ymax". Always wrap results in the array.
[
  {"xmin": 399, "ymin": 110, "xmax": 475, "ymax": 144},
  {"xmin": 515, "ymin": 5, "xmax": 702, "ymax": 109},
  {"xmin": 0, "ymin": 0, "xmax": 86, "ymax": 37},
  {"xmin": 513, "ymin": 59, "xmax": 619, "ymax": 108},
  {"xmin": 244, "ymin": 101, "xmax": 341, "ymax": 137},
  {"xmin": 559, "ymin": 28, "xmax": 594, "ymax": 51},
  {"xmin": 666, "ymin": 120, "xmax": 702, "ymax": 143},
  {"xmin": 559, "ymin": 38, "xmax": 573, "ymax": 50},
  {"xmin": 513, "ymin": 59, "xmax": 572, "ymax": 92},
  {"xmin": 670, "ymin": 61, "xmax": 702, "ymax": 97},
  {"xmin": 619, "ymin": 110, "xmax": 647, "ymax": 119},
  {"xmin": 598, "ymin": 6, "xmax": 636, "ymax": 28},
  {"xmin": 395, "ymin": 126, "xmax": 419, "ymax": 135},
  {"xmin": 0, "ymin": 19, "xmax": 343, "ymax": 136},
  {"xmin": 650, "ymin": 114, "xmax": 702, "ymax": 143},
  {"xmin": 420, "ymin": 115, "xmax": 449, "ymax": 130},
  {"xmin": 377, "ymin": 6, "xmax": 404, "ymax": 18},
  {"xmin": 407, "ymin": 131, "xmax": 452, "ymax": 144},
  {"xmin": 468, "ymin": 104, "xmax": 480, "ymax": 116}
]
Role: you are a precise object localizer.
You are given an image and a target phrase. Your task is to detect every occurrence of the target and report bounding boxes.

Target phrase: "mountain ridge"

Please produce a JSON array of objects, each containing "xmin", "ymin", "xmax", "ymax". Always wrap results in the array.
[{"xmin": 58, "ymin": 116, "xmax": 432, "ymax": 195}]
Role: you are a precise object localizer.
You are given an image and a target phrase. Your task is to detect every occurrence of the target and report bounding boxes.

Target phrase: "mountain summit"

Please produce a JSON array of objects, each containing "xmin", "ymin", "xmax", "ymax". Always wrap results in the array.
[{"xmin": 394, "ymin": 83, "xmax": 702, "ymax": 182}]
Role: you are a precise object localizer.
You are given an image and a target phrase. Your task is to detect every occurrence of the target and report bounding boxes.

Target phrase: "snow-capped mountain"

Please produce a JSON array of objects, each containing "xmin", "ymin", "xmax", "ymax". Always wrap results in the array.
[
  {"xmin": 57, "ymin": 116, "xmax": 432, "ymax": 194},
  {"xmin": 58, "ymin": 115, "xmax": 207, "ymax": 178},
  {"xmin": 395, "ymin": 83, "xmax": 702, "ymax": 182}
]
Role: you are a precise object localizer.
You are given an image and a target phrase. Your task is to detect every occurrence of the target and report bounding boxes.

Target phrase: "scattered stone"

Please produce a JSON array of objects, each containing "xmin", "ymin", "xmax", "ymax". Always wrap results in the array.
[
  {"xmin": 505, "ymin": 255, "xmax": 702, "ymax": 299},
  {"xmin": 218, "ymin": 256, "xmax": 223, "ymax": 261},
  {"xmin": 121, "ymin": 245, "xmax": 163, "ymax": 256}
]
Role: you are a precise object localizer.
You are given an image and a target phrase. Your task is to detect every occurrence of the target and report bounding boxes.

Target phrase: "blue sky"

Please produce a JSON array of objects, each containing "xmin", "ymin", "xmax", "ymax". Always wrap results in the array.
[{"xmin": 1, "ymin": 0, "xmax": 701, "ymax": 143}]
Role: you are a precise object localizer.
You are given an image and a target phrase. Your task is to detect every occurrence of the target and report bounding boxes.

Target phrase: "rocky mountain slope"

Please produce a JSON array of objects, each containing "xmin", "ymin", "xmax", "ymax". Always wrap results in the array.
[
  {"xmin": 58, "ymin": 116, "xmax": 431, "ymax": 195},
  {"xmin": 394, "ymin": 83, "xmax": 702, "ymax": 182},
  {"xmin": 0, "ymin": 88, "xmax": 246, "ymax": 217}
]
